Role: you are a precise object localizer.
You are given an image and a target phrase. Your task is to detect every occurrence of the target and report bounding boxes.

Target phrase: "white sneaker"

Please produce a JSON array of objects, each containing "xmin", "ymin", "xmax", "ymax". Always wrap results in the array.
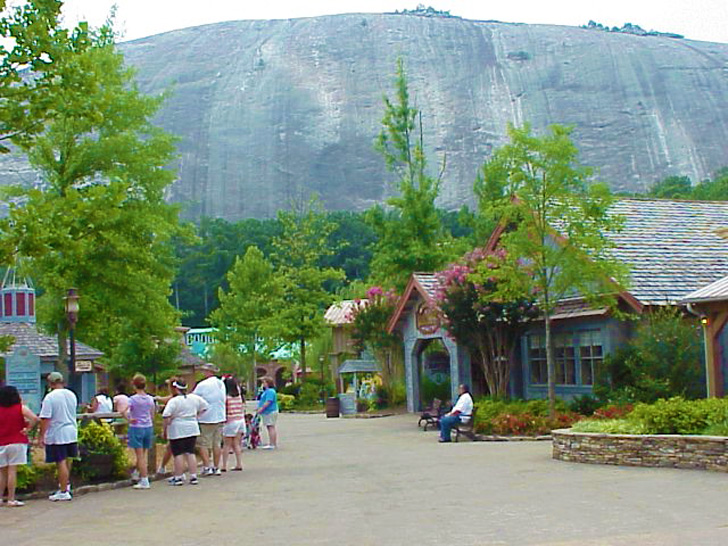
[
  {"xmin": 213, "ymin": 467, "xmax": 222, "ymax": 476},
  {"xmin": 260, "ymin": 445, "xmax": 276, "ymax": 450},
  {"xmin": 156, "ymin": 466, "xmax": 167, "ymax": 475},
  {"xmin": 201, "ymin": 467, "xmax": 215, "ymax": 477},
  {"xmin": 133, "ymin": 479, "xmax": 150, "ymax": 490},
  {"xmin": 49, "ymin": 491, "xmax": 72, "ymax": 502},
  {"xmin": 131, "ymin": 469, "xmax": 140, "ymax": 482}
]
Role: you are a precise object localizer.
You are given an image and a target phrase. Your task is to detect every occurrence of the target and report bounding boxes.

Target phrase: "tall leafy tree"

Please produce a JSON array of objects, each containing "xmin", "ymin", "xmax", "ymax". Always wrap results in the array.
[
  {"xmin": 368, "ymin": 58, "xmax": 459, "ymax": 291},
  {"xmin": 210, "ymin": 245, "xmax": 281, "ymax": 372},
  {"xmin": 1, "ymin": 21, "xmax": 186, "ymax": 371},
  {"xmin": 477, "ymin": 124, "xmax": 627, "ymax": 415},
  {"xmin": 270, "ymin": 197, "xmax": 344, "ymax": 378},
  {"xmin": 0, "ymin": 0, "xmax": 70, "ymax": 152}
]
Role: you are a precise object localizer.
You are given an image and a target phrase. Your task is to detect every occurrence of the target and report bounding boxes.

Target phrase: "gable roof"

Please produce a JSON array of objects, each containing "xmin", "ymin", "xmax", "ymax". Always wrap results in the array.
[
  {"xmin": 324, "ymin": 299, "xmax": 368, "ymax": 326},
  {"xmin": 606, "ymin": 199, "xmax": 728, "ymax": 305},
  {"xmin": 0, "ymin": 322, "xmax": 104, "ymax": 360},
  {"xmin": 680, "ymin": 274, "xmax": 728, "ymax": 304},
  {"xmin": 387, "ymin": 273, "xmax": 439, "ymax": 333},
  {"xmin": 488, "ymin": 198, "xmax": 728, "ymax": 306}
]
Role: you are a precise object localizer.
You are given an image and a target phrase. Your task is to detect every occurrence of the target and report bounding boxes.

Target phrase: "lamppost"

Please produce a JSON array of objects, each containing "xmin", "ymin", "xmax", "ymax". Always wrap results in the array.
[{"xmin": 64, "ymin": 288, "xmax": 80, "ymax": 390}]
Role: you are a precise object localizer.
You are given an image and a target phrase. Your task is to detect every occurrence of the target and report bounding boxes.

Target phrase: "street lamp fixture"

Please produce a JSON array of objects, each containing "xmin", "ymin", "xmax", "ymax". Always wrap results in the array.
[{"xmin": 64, "ymin": 288, "xmax": 80, "ymax": 386}]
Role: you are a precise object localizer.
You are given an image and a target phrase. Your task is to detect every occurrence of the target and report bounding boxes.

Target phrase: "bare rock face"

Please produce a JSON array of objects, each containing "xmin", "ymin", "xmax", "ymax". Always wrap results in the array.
[{"xmin": 8, "ymin": 14, "xmax": 728, "ymax": 219}]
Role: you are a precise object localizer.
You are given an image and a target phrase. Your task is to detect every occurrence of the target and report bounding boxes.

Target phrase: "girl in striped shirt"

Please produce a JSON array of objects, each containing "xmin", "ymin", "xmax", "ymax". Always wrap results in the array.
[{"xmin": 221, "ymin": 376, "xmax": 245, "ymax": 471}]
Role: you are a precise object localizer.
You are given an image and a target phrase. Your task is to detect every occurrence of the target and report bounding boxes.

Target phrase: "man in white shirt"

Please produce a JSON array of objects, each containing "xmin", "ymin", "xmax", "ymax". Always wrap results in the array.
[
  {"xmin": 192, "ymin": 363, "xmax": 226, "ymax": 476},
  {"xmin": 438, "ymin": 384, "xmax": 474, "ymax": 443},
  {"xmin": 38, "ymin": 372, "xmax": 78, "ymax": 501}
]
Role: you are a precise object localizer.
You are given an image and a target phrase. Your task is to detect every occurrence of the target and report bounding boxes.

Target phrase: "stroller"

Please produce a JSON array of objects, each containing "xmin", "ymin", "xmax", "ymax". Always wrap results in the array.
[{"xmin": 244, "ymin": 413, "xmax": 261, "ymax": 449}]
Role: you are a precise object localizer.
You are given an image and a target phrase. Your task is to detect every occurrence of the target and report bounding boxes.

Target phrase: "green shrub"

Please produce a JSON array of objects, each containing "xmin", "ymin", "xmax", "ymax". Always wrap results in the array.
[
  {"xmin": 473, "ymin": 397, "xmax": 575, "ymax": 435},
  {"xmin": 295, "ymin": 382, "xmax": 322, "ymax": 407},
  {"xmin": 16, "ymin": 464, "xmax": 37, "ymax": 491},
  {"xmin": 568, "ymin": 394, "xmax": 602, "ymax": 416},
  {"xmin": 277, "ymin": 393, "xmax": 295, "ymax": 411},
  {"xmin": 421, "ymin": 376, "xmax": 450, "ymax": 406},
  {"xmin": 570, "ymin": 418, "xmax": 648, "ymax": 434},
  {"xmin": 74, "ymin": 421, "xmax": 129, "ymax": 482},
  {"xmin": 570, "ymin": 397, "xmax": 728, "ymax": 436},
  {"xmin": 389, "ymin": 382, "xmax": 406, "ymax": 406}
]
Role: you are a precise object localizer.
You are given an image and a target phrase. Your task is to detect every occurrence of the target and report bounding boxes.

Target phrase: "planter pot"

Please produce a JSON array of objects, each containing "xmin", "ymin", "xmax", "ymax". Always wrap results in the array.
[{"xmin": 76, "ymin": 452, "xmax": 116, "ymax": 482}]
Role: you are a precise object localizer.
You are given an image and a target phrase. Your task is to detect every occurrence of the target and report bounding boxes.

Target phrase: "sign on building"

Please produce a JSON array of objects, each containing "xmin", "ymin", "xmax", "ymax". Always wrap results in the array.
[{"xmin": 5, "ymin": 346, "xmax": 41, "ymax": 414}]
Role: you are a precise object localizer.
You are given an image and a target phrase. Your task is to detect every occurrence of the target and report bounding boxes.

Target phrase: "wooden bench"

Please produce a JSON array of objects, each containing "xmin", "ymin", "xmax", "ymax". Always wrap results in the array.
[
  {"xmin": 418, "ymin": 398, "xmax": 443, "ymax": 431},
  {"xmin": 454, "ymin": 406, "xmax": 477, "ymax": 442}
]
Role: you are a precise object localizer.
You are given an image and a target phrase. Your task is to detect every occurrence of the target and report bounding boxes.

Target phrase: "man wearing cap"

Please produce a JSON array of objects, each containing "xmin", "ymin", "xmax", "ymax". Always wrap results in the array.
[
  {"xmin": 192, "ymin": 363, "xmax": 226, "ymax": 476},
  {"xmin": 38, "ymin": 372, "xmax": 78, "ymax": 502}
]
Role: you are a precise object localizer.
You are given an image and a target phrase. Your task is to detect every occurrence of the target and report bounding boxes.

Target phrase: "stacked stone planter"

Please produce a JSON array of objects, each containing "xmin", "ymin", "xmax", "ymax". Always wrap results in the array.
[{"xmin": 552, "ymin": 429, "xmax": 728, "ymax": 472}]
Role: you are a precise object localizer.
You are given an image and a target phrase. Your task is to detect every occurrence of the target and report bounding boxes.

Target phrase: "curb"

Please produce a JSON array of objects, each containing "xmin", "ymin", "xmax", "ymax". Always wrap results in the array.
[{"xmin": 17, "ymin": 471, "xmax": 173, "ymax": 501}]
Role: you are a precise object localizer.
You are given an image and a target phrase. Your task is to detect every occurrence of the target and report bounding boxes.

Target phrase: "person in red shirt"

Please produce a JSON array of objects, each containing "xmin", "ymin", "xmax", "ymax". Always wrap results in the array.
[{"xmin": 0, "ymin": 386, "xmax": 39, "ymax": 507}]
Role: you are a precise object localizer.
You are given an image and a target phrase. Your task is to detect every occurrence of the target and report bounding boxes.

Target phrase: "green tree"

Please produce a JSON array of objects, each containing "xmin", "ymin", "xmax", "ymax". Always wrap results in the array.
[
  {"xmin": 1, "ymin": 21, "xmax": 185, "ymax": 371},
  {"xmin": 270, "ymin": 197, "xmax": 344, "ymax": 378},
  {"xmin": 368, "ymin": 58, "xmax": 458, "ymax": 290},
  {"xmin": 478, "ymin": 123, "xmax": 627, "ymax": 415},
  {"xmin": 0, "ymin": 0, "xmax": 70, "ymax": 152},
  {"xmin": 210, "ymin": 245, "xmax": 281, "ymax": 376},
  {"xmin": 647, "ymin": 175, "xmax": 693, "ymax": 199}
]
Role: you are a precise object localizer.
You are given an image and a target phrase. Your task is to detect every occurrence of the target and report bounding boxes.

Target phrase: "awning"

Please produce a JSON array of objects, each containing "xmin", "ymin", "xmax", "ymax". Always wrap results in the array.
[{"xmin": 338, "ymin": 359, "xmax": 380, "ymax": 374}]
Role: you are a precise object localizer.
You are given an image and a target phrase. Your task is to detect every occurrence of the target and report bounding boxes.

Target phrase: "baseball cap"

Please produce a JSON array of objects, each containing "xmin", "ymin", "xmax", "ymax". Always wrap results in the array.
[{"xmin": 47, "ymin": 371, "xmax": 64, "ymax": 383}]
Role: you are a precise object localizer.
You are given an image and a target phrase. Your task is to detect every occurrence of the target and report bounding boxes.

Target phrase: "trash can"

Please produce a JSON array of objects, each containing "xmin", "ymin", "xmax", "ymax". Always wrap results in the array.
[{"xmin": 326, "ymin": 397, "xmax": 340, "ymax": 418}]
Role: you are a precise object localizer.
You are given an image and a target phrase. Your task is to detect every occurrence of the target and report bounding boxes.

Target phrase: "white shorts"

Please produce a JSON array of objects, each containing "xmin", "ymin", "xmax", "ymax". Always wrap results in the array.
[
  {"xmin": 0, "ymin": 443, "xmax": 28, "ymax": 467},
  {"xmin": 222, "ymin": 419, "xmax": 246, "ymax": 438},
  {"xmin": 261, "ymin": 412, "xmax": 278, "ymax": 427}
]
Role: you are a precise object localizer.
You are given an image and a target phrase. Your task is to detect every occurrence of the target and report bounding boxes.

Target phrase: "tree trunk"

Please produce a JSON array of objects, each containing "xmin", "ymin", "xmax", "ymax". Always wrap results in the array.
[
  {"xmin": 545, "ymin": 310, "xmax": 556, "ymax": 418},
  {"xmin": 300, "ymin": 337, "xmax": 306, "ymax": 380}
]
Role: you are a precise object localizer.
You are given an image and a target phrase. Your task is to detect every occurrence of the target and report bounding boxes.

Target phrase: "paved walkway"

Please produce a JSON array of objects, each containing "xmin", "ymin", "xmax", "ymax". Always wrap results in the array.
[{"xmin": 3, "ymin": 413, "xmax": 728, "ymax": 545}]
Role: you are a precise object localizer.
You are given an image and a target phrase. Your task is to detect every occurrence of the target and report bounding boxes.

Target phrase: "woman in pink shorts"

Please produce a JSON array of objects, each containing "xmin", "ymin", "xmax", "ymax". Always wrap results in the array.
[{"xmin": 0, "ymin": 386, "xmax": 39, "ymax": 507}]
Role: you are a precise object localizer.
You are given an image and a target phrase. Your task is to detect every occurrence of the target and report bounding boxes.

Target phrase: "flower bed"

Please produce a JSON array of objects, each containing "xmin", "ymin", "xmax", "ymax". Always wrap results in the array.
[{"xmin": 552, "ymin": 429, "xmax": 728, "ymax": 472}]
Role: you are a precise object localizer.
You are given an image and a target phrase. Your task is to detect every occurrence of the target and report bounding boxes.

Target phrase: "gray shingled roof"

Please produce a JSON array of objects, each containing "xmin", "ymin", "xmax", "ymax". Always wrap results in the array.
[
  {"xmin": 606, "ymin": 199, "xmax": 728, "ymax": 305},
  {"xmin": 413, "ymin": 273, "xmax": 438, "ymax": 300},
  {"xmin": 0, "ymin": 322, "xmax": 104, "ymax": 360},
  {"xmin": 324, "ymin": 299, "xmax": 368, "ymax": 326},
  {"xmin": 680, "ymin": 275, "xmax": 728, "ymax": 304}
]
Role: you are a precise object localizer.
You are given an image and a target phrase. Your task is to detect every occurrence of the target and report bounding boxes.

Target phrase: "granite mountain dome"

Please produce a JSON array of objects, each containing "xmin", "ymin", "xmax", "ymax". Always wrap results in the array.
[{"xmin": 7, "ymin": 14, "xmax": 728, "ymax": 220}]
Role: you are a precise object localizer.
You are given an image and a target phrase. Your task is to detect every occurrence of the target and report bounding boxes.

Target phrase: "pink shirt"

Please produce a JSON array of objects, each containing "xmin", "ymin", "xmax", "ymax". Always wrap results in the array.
[{"xmin": 225, "ymin": 396, "xmax": 244, "ymax": 423}]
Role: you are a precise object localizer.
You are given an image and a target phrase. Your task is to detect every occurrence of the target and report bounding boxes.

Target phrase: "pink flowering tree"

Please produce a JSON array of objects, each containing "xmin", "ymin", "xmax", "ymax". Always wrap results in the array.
[
  {"xmin": 435, "ymin": 248, "xmax": 537, "ymax": 397},
  {"xmin": 348, "ymin": 286, "xmax": 401, "ymax": 384}
]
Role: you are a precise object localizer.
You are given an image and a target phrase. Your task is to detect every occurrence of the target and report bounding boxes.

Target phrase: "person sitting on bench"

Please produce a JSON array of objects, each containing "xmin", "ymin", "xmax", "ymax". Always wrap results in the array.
[{"xmin": 438, "ymin": 384, "xmax": 473, "ymax": 443}]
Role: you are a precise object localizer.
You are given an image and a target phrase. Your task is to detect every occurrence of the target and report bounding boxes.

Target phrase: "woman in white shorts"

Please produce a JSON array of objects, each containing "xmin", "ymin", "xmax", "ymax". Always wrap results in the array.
[
  {"xmin": 0, "ymin": 386, "xmax": 39, "ymax": 507},
  {"xmin": 221, "ymin": 376, "xmax": 245, "ymax": 472}
]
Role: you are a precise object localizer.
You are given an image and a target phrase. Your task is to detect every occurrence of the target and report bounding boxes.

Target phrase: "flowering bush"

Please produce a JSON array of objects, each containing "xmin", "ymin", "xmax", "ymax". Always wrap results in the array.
[
  {"xmin": 435, "ymin": 248, "xmax": 537, "ymax": 396},
  {"xmin": 348, "ymin": 286, "xmax": 400, "ymax": 353},
  {"xmin": 593, "ymin": 403, "xmax": 633, "ymax": 420}
]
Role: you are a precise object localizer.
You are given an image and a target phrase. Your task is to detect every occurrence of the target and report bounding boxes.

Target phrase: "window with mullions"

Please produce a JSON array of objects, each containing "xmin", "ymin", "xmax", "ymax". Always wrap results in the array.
[
  {"xmin": 555, "ymin": 333, "xmax": 577, "ymax": 385},
  {"xmin": 579, "ymin": 330, "xmax": 603, "ymax": 385},
  {"xmin": 528, "ymin": 335, "xmax": 547, "ymax": 384},
  {"xmin": 527, "ymin": 329, "xmax": 604, "ymax": 386}
]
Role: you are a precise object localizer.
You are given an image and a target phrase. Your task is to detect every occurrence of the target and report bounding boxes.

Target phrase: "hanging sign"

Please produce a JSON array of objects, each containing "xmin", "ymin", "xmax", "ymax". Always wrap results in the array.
[
  {"xmin": 6, "ymin": 346, "xmax": 42, "ymax": 414},
  {"xmin": 75, "ymin": 360, "xmax": 93, "ymax": 373},
  {"xmin": 416, "ymin": 303, "xmax": 441, "ymax": 335}
]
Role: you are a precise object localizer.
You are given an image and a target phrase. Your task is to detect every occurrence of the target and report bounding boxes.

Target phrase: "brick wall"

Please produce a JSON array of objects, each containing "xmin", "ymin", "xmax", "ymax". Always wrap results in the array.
[{"xmin": 552, "ymin": 429, "xmax": 728, "ymax": 472}]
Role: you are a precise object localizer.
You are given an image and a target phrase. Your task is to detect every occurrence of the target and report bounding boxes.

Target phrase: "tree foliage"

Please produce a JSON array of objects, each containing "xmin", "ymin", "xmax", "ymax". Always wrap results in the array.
[
  {"xmin": 368, "ymin": 58, "xmax": 459, "ymax": 291},
  {"xmin": 436, "ymin": 248, "xmax": 538, "ymax": 397},
  {"xmin": 0, "ymin": 0, "xmax": 70, "ymax": 151},
  {"xmin": 647, "ymin": 168, "xmax": 728, "ymax": 201},
  {"xmin": 0, "ymin": 20, "xmax": 185, "ymax": 371},
  {"xmin": 269, "ymin": 197, "xmax": 345, "ymax": 376},
  {"xmin": 477, "ymin": 123, "xmax": 627, "ymax": 414},
  {"xmin": 210, "ymin": 245, "xmax": 281, "ymax": 364}
]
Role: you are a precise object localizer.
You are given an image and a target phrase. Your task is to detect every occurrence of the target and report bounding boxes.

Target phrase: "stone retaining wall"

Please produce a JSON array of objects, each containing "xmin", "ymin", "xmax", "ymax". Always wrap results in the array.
[{"xmin": 552, "ymin": 429, "xmax": 728, "ymax": 472}]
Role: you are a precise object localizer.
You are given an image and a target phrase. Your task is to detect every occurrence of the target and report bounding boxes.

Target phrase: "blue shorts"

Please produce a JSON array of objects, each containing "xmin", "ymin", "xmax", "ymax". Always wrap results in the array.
[
  {"xmin": 45, "ymin": 442, "xmax": 78, "ymax": 463},
  {"xmin": 128, "ymin": 426, "xmax": 154, "ymax": 449}
]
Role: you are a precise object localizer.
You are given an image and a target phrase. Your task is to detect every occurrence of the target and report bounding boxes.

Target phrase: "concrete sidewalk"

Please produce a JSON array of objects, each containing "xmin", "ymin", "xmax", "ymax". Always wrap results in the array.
[{"xmin": 3, "ymin": 413, "xmax": 728, "ymax": 545}]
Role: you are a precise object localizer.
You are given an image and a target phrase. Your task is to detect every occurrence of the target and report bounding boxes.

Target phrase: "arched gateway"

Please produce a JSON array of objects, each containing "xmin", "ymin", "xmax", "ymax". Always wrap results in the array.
[{"xmin": 387, "ymin": 273, "xmax": 471, "ymax": 412}]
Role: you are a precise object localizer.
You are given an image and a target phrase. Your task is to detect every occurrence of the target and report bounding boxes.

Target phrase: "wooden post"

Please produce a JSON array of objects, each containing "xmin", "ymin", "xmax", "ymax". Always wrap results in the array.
[{"xmin": 703, "ymin": 311, "xmax": 728, "ymax": 398}]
